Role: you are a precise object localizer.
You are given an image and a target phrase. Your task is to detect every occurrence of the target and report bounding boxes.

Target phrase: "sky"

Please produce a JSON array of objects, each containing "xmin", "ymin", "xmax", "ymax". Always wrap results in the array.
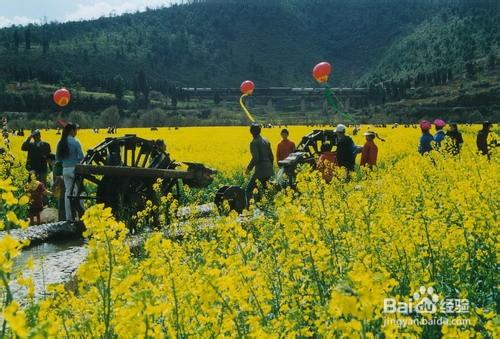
[{"xmin": 0, "ymin": 0, "xmax": 180, "ymax": 27}]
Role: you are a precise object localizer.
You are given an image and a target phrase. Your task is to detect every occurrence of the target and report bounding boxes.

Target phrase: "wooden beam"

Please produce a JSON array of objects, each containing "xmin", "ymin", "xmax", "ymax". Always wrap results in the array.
[{"xmin": 75, "ymin": 164, "xmax": 195, "ymax": 180}]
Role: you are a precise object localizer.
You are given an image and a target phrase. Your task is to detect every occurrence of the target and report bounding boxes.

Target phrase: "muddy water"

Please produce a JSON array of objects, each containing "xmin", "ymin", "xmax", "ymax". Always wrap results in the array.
[{"xmin": 12, "ymin": 240, "xmax": 87, "ymax": 300}]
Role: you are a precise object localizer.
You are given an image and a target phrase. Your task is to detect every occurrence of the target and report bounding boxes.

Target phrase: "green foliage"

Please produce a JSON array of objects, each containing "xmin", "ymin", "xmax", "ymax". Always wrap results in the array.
[
  {"xmin": 362, "ymin": 7, "xmax": 500, "ymax": 84},
  {"xmin": 0, "ymin": 0, "xmax": 456, "ymax": 90},
  {"xmin": 99, "ymin": 105, "xmax": 121, "ymax": 127},
  {"xmin": 112, "ymin": 74, "xmax": 125, "ymax": 101},
  {"xmin": 68, "ymin": 111, "xmax": 92, "ymax": 128},
  {"xmin": 0, "ymin": 0, "xmax": 498, "ymax": 124}
]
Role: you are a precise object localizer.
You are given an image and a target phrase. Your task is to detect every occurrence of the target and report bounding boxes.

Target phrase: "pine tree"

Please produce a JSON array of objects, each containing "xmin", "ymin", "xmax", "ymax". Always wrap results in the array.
[
  {"xmin": 13, "ymin": 30, "xmax": 19, "ymax": 54},
  {"xmin": 113, "ymin": 74, "xmax": 125, "ymax": 101},
  {"xmin": 24, "ymin": 27, "xmax": 31, "ymax": 50}
]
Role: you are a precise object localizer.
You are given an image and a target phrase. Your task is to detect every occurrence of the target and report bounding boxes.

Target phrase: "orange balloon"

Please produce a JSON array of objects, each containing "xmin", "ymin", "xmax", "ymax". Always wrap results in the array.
[
  {"xmin": 53, "ymin": 88, "xmax": 71, "ymax": 107},
  {"xmin": 313, "ymin": 62, "xmax": 332, "ymax": 84},
  {"xmin": 240, "ymin": 80, "xmax": 255, "ymax": 95}
]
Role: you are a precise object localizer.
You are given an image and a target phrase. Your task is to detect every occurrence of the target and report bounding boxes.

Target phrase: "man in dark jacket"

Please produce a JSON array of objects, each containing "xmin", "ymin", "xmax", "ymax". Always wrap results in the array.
[
  {"xmin": 445, "ymin": 123, "xmax": 464, "ymax": 156},
  {"xmin": 477, "ymin": 121, "xmax": 496, "ymax": 159},
  {"xmin": 245, "ymin": 123, "xmax": 274, "ymax": 205},
  {"xmin": 335, "ymin": 124, "xmax": 355, "ymax": 172},
  {"xmin": 21, "ymin": 129, "xmax": 51, "ymax": 185}
]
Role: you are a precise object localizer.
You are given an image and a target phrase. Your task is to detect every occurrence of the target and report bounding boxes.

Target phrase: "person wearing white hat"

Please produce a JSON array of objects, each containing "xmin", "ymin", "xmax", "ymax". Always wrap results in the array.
[
  {"xmin": 335, "ymin": 124, "xmax": 355, "ymax": 172},
  {"xmin": 334, "ymin": 124, "xmax": 346, "ymax": 133}
]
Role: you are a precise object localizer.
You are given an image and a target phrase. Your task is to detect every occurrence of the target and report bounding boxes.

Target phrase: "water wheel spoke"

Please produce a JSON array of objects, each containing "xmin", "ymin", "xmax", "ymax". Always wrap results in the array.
[
  {"xmin": 82, "ymin": 174, "xmax": 101, "ymax": 185},
  {"xmin": 75, "ymin": 135, "xmax": 180, "ymax": 228}
]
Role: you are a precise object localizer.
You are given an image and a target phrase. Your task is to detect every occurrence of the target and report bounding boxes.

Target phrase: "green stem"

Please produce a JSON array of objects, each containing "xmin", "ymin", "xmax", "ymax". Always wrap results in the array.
[
  {"xmin": 237, "ymin": 272, "xmax": 267, "ymax": 325},
  {"xmin": 207, "ymin": 281, "xmax": 244, "ymax": 337},
  {"xmin": 1, "ymin": 271, "xmax": 13, "ymax": 338},
  {"xmin": 103, "ymin": 232, "xmax": 114, "ymax": 338}
]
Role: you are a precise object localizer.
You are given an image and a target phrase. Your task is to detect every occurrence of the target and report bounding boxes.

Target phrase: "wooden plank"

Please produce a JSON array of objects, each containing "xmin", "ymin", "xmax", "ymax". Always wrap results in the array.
[{"xmin": 75, "ymin": 164, "xmax": 195, "ymax": 180}]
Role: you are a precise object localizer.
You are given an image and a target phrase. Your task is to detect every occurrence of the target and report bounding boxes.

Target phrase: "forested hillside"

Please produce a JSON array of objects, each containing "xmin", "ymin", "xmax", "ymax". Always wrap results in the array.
[
  {"xmin": 0, "ymin": 0, "xmax": 498, "ymax": 125},
  {"xmin": 362, "ymin": 4, "xmax": 500, "ymax": 85},
  {"xmin": 0, "ymin": 0, "xmax": 470, "ymax": 91}
]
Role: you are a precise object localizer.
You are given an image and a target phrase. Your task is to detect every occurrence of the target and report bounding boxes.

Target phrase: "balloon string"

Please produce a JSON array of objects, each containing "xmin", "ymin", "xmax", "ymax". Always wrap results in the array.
[
  {"xmin": 240, "ymin": 93, "xmax": 255, "ymax": 123},
  {"xmin": 324, "ymin": 86, "xmax": 340, "ymax": 112},
  {"xmin": 324, "ymin": 85, "xmax": 356, "ymax": 124}
]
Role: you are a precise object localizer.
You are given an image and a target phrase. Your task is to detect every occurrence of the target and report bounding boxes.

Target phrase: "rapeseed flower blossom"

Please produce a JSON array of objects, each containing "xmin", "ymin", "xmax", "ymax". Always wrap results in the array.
[{"xmin": 0, "ymin": 125, "xmax": 497, "ymax": 336}]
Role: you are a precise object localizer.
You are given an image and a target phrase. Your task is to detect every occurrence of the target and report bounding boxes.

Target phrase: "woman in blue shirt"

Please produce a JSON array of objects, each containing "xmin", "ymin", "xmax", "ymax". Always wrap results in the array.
[
  {"xmin": 56, "ymin": 123, "xmax": 83, "ymax": 220},
  {"xmin": 418, "ymin": 120, "xmax": 434, "ymax": 155},
  {"xmin": 433, "ymin": 119, "xmax": 446, "ymax": 149}
]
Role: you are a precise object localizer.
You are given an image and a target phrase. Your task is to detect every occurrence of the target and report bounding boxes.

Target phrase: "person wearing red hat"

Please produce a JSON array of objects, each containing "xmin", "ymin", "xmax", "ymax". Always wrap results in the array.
[
  {"xmin": 433, "ymin": 119, "xmax": 447, "ymax": 149},
  {"xmin": 418, "ymin": 120, "xmax": 434, "ymax": 155}
]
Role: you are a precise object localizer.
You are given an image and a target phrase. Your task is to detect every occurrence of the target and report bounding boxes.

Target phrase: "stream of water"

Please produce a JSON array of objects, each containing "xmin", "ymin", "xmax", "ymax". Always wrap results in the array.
[{"xmin": 11, "ymin": 240, "xmax": 87, "ymax": 300}]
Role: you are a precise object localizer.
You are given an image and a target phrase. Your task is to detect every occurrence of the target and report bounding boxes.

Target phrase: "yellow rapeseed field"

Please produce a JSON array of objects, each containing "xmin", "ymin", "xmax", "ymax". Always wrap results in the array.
[
  {"xmin": 0, "ymin": 125, "xmax": 498, "ymax": 337},
  {"xmin": 2, "ymin": 125, "xmax": 474, "ymax": 170}
]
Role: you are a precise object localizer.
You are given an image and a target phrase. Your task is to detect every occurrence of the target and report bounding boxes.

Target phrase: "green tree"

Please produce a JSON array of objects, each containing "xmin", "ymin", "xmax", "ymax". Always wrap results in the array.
[
  {"xmin": 24, "ymin": 27, "xmax": 31, "ymax": 50},
  {"xmin": 13, "ymin": 30, "xmax": 19, "ymax": 54},
  {"xmin": 113, "ymin": 74, "xmax": 125, "ymax": 101},
  {"xmin": 137, "ymin": 69, "xmax": 149, "ymax": 100},
  {"xmin": 487, "ymin": 54, "xmax": 496, "ymax": 70},
  {"xmin": 42, "ymin": 38, "xmax": 49, "ymax": 54},
  {"xmin": 99, "ymin": 105, "xmax": 121, "ymax": 127},
  {"xmin": 68, "ymin": 111, "xmax": 91, "ymax": 128}
]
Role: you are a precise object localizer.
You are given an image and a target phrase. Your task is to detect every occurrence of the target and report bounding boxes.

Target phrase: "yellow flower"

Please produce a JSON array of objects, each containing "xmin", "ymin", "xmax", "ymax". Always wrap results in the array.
[
  {"xmin": 2, "ymin": 191, "xmax": 18, "ymax": 205},
  {"xmin": 18, "ymin": 195, "xmax": 30, "ymax": 205},
  {"xmin": 2, "ymin": 302, "xmax": 28, "ymax": 338}
]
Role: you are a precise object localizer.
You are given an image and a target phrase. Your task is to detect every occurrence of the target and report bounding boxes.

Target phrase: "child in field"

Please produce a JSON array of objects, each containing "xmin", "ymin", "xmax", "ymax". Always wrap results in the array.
[
  {"xmin": 360, "ymin": 131, "xmax": 379, "ymax": 169},
  {"xmin": 27, "ymin": 172, "xmax": 52, "ymax": 225},
  {"xmin": 276, "ymin": 129, "xmax": 296, "ymax": 165},
  {"xmin": 316, "ymin": 142, "xmax": 337, "ymax": 183}
]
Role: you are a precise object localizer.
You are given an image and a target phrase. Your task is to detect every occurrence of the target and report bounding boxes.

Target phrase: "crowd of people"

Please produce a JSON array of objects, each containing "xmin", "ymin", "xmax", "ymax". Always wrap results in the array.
[
  {"xmin": 20, "ymin": 123, "xmax": 83, "ymax": 225},
  {"xmin": 418, "ymin": 119, "xmax": 496, "ymax": 158},
  {"xmin": 4, "ymin": 120, "xmax": 496, "ymax": 224},
  {"xmin": 246, "ymin": 120, "xmax": 497, "ymax": 204},
  {"xmin": 244, "ymin": 123, "xmax": 384, "ymax": 203}
]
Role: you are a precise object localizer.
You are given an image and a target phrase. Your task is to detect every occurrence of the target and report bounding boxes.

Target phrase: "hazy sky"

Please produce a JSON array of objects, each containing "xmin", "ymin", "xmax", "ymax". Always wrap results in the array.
[{"xmin": 0, "ymin": 0, "xmax": 179, "ymax": 27}]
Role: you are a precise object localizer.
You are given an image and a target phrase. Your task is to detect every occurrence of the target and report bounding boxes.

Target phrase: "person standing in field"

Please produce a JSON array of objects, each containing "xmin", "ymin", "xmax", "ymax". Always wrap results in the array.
[
  {"xmin": 445, "ymin": 123, "xmax": 464, "ymax": 155},
  {"xmin": 56, "ymin": 123, "xmax": 84, "ymax": 221},
  {"xmin": 27, "ymin": 171, "xmax": 52, "ymax": 225},
  {"xmin": 276, "ymin": 128, "xmax": 295, "ymax": 165},
  {"xmin": 477, "ymin": 121, "xmax": 496, "ymax": 159},
  {"xmin": 360, "ymin": 131, "xmax": 379, "ymax": 168},
  {"xmin": 316, "ymin": 142, "xmax": 337, "ymax": 183},
  {"xmin": 245, "ymin": 123, "xmax": 274, "ymax": 206},
  {"xmin": 334, "ymin": 124, "xmax": 356, "ymax": 172},
  {"xmin": 21, "ymin": 129, "xmax": 51, "ymax": 186},
  {"xmin": 433, "ymin": 119, "xmax": 447, "ymax": 149},
  {"xmin": 418, "ymin": 120, "xmax": 434, "ymax": 155}
]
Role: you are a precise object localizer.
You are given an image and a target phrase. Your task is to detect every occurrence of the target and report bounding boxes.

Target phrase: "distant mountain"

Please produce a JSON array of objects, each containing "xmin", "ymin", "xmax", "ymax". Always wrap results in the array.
[
  {"xmin": 0, "ymin": 0, "xmax": 474, "ymax": 92},
  {"xmin": 362, "ymin": 3, "xmax": 500, "ymax": 84}
]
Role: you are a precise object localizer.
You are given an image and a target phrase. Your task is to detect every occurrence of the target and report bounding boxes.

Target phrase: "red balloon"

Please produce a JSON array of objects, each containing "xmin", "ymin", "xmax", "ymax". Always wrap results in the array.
[
  {"xmin": 53, "ymin": 88, "xmax": 71, "ymax": 107},
  {"xmin": 313, "ymin": 62, "xmax": 332, "ymax": 84},
  {"xmin": 240, "ymin": 80, "xmax": 255, "ymax": 95}
]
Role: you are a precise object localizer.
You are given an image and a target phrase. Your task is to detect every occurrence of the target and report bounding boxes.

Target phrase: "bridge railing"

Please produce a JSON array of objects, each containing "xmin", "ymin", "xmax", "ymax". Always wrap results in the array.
[{"xmin": 180, "ymin": 87, "xmax": 369, "ymax": 97}]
